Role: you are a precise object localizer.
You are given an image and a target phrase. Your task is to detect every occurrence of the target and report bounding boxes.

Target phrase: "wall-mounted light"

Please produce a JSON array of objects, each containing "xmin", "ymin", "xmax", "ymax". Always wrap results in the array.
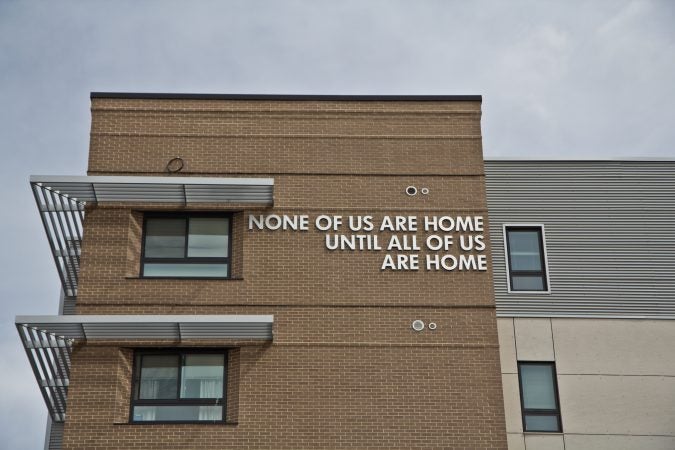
[{"xmin": 166, "ymin": 157, "xmax": 184, "ymax": 173}]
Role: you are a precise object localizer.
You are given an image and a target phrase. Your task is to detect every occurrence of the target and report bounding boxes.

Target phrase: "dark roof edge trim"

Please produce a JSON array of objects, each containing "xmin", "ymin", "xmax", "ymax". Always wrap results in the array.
[{"xmin": 90, "ymin": 92, "xmax": 482, "ymax": 102}]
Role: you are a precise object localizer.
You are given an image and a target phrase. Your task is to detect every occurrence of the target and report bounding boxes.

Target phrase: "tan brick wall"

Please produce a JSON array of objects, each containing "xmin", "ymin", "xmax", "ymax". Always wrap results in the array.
[
  {"xmin": 87, "ymin": 98, "xmax": 483, "ymax": 176},
  {"xmin": 61, "ymin": 96, "xmax": 506, "ymax": 449},
  {"xmin": 64, "ymin": 344, "xmax": 504, "ymax": 450},
  {"xmin": 77, "ymin": 207, "xmax": 494, "ymax": 308}
]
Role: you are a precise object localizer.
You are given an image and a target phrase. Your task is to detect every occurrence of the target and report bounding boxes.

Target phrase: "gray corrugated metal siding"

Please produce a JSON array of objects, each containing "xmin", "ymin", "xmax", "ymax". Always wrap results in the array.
[
  {"xmin": 45, "ymin": 420, "xmax": 63, "ymax": 450},
  {"xmin": 485, "ymin": 160, "xmax": 675, "ymax": 318}
]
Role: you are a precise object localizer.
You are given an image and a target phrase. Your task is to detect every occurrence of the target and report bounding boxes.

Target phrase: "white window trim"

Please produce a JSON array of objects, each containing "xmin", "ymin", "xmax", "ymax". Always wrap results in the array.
[{"xmin": 503, "ymin": 223, "xmax": 551, "ymax": 294}]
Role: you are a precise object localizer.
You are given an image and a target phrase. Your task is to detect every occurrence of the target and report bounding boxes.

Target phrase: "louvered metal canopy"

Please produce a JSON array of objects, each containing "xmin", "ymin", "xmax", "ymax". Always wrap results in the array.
[
  {"xmin": 30, "ymin": 175, "xmax": 274, "ymax": 297},
  {"xmin": 16, "ymin": 314, "xmax": 274, "ymax": 423},
  {"xmin": 30, "ymin": 175, "xmax": 274, "ymax": 204},
  {"xmin": 17, "ymin": 314, "xmax": 274, "ymax": 340}
]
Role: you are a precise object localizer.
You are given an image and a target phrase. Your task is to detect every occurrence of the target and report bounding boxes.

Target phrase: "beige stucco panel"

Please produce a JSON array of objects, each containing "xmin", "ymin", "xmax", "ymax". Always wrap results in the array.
[
  {"xmin": 502, "ymin": 373, "xmax": 522, "ymax": 433},
  {"xmin": 523, "ymin": 434, "xmax": 564, "ymax": 450},
  {"xmin": 552, "ymin": 319, "xmax": 675, "ymax": 376},
  {"xmin": 498, "ymin": 318, "xmax": 517, "ymax": 374},
  {"xmin": 559, "ymin": 375, "xmax": 675, "ymax": 435},
  {"xmin": 514, "ymin": 318, "xmax": 554, "ymax": 361},
  {"xmin": 506, "ymin": 433, "xmax": 525, "ymax": 450},
  {"xmin": 564, "ymin": 434, "xmax": 675, "ymax": 450}
]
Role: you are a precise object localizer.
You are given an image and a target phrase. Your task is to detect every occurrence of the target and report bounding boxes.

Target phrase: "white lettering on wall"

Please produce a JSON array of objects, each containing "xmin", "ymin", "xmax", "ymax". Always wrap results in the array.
[
  {"xmin": 249, "ymin": 214, "xmax": 309, "ymax": 231},
  {"xmin": 249, "ymin": 214, "xmax": 488, "ymax": 272}
]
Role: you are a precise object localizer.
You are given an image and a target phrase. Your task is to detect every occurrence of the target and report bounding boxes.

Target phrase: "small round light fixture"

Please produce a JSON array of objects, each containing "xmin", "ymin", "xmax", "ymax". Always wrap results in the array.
[
  {"xmin": 411, "ymin": 319, "xmax": 425, "ymax": 332},
  {"xmin": 421, "ymin": 187, "xmax": 430, "ymax": 195},
  {"xmin": 428, "ymin": 322, "xmax": 437, "ymax": 331},
  {"xmin": 406, "ymin": 186, "xmax": 418, "ymax": 196}
]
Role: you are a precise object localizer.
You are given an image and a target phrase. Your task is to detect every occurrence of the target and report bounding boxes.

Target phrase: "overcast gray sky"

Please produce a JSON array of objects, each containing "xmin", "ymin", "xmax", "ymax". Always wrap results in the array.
[{"xmin": 1, "ymin": 0, "xmax": 674, "ymax": 447}]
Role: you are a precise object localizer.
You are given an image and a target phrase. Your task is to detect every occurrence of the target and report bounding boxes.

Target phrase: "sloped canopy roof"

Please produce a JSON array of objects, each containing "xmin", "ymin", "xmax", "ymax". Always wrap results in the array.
[{"xmin": 31, "ymin": 175, "xmax": 274, "ymax": 204}]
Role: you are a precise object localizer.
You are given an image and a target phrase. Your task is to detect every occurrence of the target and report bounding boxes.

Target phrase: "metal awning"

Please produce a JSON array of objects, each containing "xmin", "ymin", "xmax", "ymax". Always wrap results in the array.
[
  {"xmin": 17, "ymin": 314, "xmax": 274, "ymax": 340},
  {"xmin": 31, "ymin": 175, "xmax": 274, "ymax": 296},
  {"xmin": 30, "ymin": 175, "xmax": 274, "ymax": 204},
  {"xmin": 16, "ymin": 314, "xmax": 274, "ymax": 422}
]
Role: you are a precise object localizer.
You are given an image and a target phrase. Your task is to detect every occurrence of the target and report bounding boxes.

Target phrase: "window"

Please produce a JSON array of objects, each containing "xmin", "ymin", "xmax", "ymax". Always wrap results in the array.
[
  {"xmin": 141, "ymin": 213, "xmax": 231, "ymax": 278},
  {"xmin": 504, "ymin": 226, "xmax": 549, "ymax": 292},
  {"xmin": 518, "ymin": 362, "xmax": 562, "ymax": 432},
  {"xmin": 131, "ymin": 350, "xmax": 227, "ymax": 423}
]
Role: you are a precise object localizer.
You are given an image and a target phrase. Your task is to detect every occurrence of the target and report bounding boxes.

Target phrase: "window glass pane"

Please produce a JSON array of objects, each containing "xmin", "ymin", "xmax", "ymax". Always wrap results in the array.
[
  {"xmin": 181, "ymin": 354, "xmax": 224, "ymax": 399},
  {"xmin": 508, "ymin": 230, "xmax": 542, "ymax": 271},
  {"xmin": 145, "ymin": 219, "xmax": 185, "ymax": 258},
  {"xmin": 139, "ymin": 355, "xmax": 179, "ymax": 399},
  {"xmin": 512, "ymin": 275, "xmax": 545, "ymax": 291},
  {"xmin": 143, "ymin": 263, "xmax": 228, "ymax": 277},
  {"xmin": 521, "ymin": 364, "xmax": 557, "ymax": 409},
  {"xmin": 188, "ymin": 218, "xmax": 229, "ymax": 257},
  {"xmin": 524, "ymin": 414, "xmax": 560, "ymax": 432},
  {"xmin": 132, "ymin": 405, "xmax": 222, "ymax": 422}
]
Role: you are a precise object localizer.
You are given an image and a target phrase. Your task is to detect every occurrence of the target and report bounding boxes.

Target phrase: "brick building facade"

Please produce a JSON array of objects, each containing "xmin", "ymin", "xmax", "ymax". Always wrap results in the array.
[{"xmin": 21, "ymin": 94, "xmax": 508, "ymax": 449}]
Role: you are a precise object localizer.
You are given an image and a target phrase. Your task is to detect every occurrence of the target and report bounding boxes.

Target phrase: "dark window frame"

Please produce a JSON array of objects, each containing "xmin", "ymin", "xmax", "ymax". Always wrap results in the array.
[
  {"xmin": 517, "ymin": 361, "xmax": 562, "ymax": 433},
  {"xmin": 130, "ymin": 348, "xmax": 229, "ymax": 424},
  {"xmin": 140, "ymin": 212, "xmax": 233, "ymax": 279},
  {"xmin": 504, "ymin": 225, "xmax": 549, "ymax": 292}
]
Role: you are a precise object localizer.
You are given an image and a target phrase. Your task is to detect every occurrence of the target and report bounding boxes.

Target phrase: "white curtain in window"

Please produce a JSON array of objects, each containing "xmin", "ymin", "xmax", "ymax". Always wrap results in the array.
[
  {"xmin": 199, "ymin": 378, "xmax": 220, "ymax": 398},
  {"xmin": 140, "ymin": 380, "xmax": 160, "ymax": 400},
  {"xmin": 198, "ymin": 377, "xmax": 222, "ymax": 420},
  {"xmin": 199, "ymin": 405, "xmax": 221, "ymax": 421},
  {"xmin": 134, "ymin": 406, "xmax": 156, "ymax": 421}
]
